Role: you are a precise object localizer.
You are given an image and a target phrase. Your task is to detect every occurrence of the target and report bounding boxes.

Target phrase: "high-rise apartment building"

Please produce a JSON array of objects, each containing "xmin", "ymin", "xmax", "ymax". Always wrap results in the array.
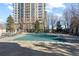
[{"xmin": 13, "ymin": 3, "xmax": 47, "ymax": 32}]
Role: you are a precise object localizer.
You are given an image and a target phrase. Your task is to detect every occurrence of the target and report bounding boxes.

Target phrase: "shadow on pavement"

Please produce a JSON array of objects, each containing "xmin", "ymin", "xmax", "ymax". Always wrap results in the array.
[{"xmin": 0, "ymin": 42, "xmax": 66, "ymax": 56}]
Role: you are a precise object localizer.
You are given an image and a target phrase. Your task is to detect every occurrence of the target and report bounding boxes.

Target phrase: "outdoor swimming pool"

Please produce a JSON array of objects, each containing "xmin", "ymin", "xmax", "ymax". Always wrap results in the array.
[{"xmin": 15, "ymin": 33, "xmax": 67, "ymax": 42}]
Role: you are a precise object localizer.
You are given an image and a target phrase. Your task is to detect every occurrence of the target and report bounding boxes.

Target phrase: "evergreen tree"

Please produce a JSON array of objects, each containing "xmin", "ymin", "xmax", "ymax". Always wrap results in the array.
[
  {"xmin": 34, "ymin": 20, "xmax": 40, "ymax": 32},
  {"xmin": 56, "ymin": 21, "xmax": 62, "ymax": 32},
  {"xmin": 6, "ymin": 15, "xmax": 16, "ymax": 32}
]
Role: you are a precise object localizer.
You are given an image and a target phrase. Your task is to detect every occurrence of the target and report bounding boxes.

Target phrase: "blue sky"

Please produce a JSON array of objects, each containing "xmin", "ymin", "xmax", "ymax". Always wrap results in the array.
[
  {"xmin": 0, "ymin": 3, "xmax": 13, "ymax": 23},
  {"xmin": 0, "ymin": 3, "xmax": 67, "ymax": 24}
]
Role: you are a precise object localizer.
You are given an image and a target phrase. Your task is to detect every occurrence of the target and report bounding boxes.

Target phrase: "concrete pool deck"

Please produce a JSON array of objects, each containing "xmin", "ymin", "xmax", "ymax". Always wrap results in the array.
[{"xmin": 0, "ymin": 33, "xmax": 79, "ymax": 56}]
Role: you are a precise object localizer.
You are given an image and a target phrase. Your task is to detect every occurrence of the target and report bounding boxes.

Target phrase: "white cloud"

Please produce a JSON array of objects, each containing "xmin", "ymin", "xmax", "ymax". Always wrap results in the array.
[
  {"xmin": 0, "ymin": 19, "xmax": 5, "ymax": 23},
  {"xmin": 8, "ymin": 5, "xmax": 13, "ymax": 11},
  {"xmin": 45, "ymin": 9, "xmax": 52, "ymax": 13},
  {"xmin": 55, "ymin": 13, "xmax": 62, "ymax": 17},
  {"xmin": 48, "ymin": 3, "xmax": 65, "ymax": 8},
  {"xmin": 0, "ymin": 18, "xmax": 3, "ymax": 21},
  {"xmin": 3, "ymin": 3, "xmax": 13, "ymax": 11},
  {"xmin": 46, "ymin": 3, "xmax": 65, "ymax": 13},
  {"xmin": 3, "ymin": 3, "xmax": 12, "ymax": 5}
]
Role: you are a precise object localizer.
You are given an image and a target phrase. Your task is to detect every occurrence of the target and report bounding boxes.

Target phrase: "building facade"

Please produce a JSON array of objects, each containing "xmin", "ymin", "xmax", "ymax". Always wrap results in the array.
[
  {"xmin": 0, "ymin": 23, "xmax": 6, "ymax": 36},
  {"xmin": 13, "ymin": 3, "xmax": 47, "ymax": 32}
]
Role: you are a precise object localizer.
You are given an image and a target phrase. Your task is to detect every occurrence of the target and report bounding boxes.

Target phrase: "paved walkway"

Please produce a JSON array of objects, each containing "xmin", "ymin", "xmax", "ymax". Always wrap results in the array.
[
  {"xmin": 0, "ymin": 33, "xmax": 79, "ymax": 56},
  {"xmin": 0, "ymin": 41, "xmax": 79, "ymax": 56}
]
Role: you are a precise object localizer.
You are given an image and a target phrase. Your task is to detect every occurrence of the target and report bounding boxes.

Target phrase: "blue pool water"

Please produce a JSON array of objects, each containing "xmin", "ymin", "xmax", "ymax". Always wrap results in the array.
[{"xmin": 15, "ymin": 33, "xmax": 66, "ymax": 42}]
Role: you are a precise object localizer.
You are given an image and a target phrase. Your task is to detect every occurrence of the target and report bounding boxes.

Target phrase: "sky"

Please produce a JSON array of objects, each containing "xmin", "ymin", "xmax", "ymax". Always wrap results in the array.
[
  {"xmin": 0, "ymin": 3, "xmax": 68, "ymax": 29},
  {"xmin": 46, "ymin": 3, "xmax": 67, "ymax": 29},
  {"xmin": 0, "ymin": 3, "xmax": 67, "ymax": 23},
  {"xmin": 46, "ymin": 3, "xmax": 66, "ymax": 15},
  {"xmin": 0, "ymin": 3, "xmax": 13, "ymax": 23}
]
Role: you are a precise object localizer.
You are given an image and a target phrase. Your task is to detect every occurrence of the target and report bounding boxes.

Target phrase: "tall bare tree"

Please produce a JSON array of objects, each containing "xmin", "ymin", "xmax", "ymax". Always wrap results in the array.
[{"xmin": 64, "ymin": 3, "xmax": 79, "ymax": 35}]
